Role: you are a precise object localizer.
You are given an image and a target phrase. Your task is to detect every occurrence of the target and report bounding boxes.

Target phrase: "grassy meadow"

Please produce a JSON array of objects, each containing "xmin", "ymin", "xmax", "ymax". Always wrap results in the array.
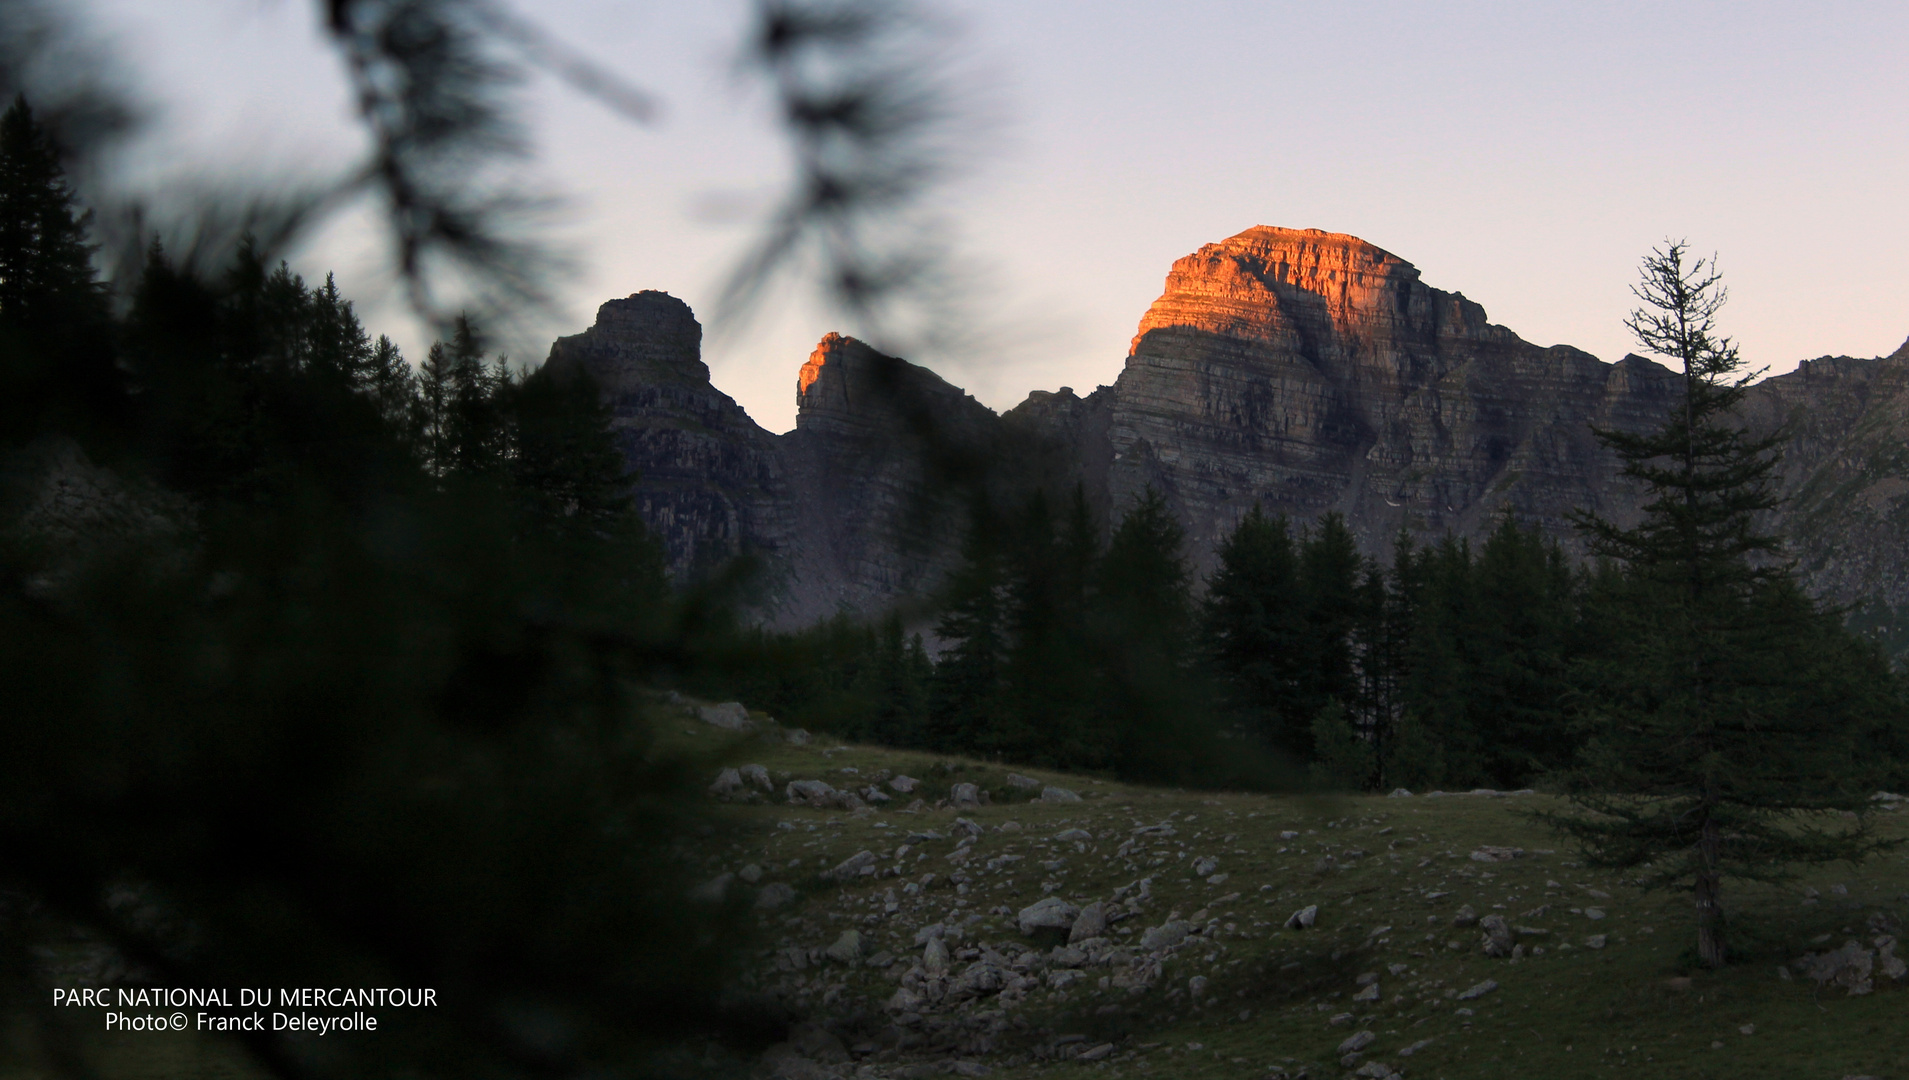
[{"xmin": 679, "ymin": 705, "xmax": 1909, "ymax": 1080}]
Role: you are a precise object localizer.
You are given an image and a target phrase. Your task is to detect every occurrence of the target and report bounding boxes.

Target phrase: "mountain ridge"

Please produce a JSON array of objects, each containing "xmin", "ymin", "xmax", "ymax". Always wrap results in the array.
[{"xmin": 547, "ymin": 228, "xmax": 1909, "ymax": 649}]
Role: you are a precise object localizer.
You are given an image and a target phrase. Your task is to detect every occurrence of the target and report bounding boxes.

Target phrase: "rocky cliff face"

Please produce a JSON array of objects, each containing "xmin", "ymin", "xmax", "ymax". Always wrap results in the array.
[
  {"xmin": 1097, "ymin": 226, "xmax": 1681, "ymax": 568},
  {"xmin": 1737, "ymin": 342, "xmax": 1909, "ymax": 653},
  {"xmin": 544, "ymin": 291, "xmax": 798, "ymax": 585},
  {"xmin": 781, "ymin": 332, "xmax": 1001, "ymax": 618},
  {"xmin": 543, "ymin": 298, "xmax": 1001, "ymax": 625},
  {"xmin": 564, "ymin": 230, "xmax": 1909, "ymax": 647}
]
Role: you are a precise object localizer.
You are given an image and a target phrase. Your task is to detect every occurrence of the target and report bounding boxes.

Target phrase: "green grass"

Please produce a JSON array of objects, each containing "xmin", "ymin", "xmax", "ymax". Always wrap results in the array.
[
  {"xmin": 676, "ymin": 703, "xmax": 1909, "ymax": 1080},
  {"xmin": 9, "ymin": 701, "xmax": 1903, "ymax": 1080}
]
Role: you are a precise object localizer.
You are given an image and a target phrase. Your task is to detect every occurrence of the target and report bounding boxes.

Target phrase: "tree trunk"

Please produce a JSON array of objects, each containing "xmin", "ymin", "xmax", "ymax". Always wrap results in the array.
[{"xmin": 1694, "ymin": 816, "xmax": 1726, "ymax": 967}]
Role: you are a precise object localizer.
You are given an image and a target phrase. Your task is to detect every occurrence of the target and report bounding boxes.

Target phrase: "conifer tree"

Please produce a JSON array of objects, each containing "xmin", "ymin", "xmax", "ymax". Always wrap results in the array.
[
  {"xmin": 0, "ymin": 95, "xmax": 116, "ymax": 443},
  {"xmin": 1295, "ymin": 511, "xmax": 1366, "ymax": 754},
  {"xmin": 364, "ymin": 334, "xmax": 420, "ymax": 443},
  {"xmin": 508, "ymin": 359, "xmax": 633, "ymax": 537},
  {"xmin": 1202, "ymin": 504, "xmax": 1305, "ymax": 754},
  {"xmin": 419, "ymin": 315, "xmax": 506, "ymax": 477},
  {"xmin": 1370, "ymin": 528, "xmax": 1424, "ymax": 786},
  {"xmin": 1471, "ymin": 515, "xmax": 1575, "ymax": 783},
  {"xmin": 998, "ymin": 488, "xmax": 1101, "ymax": 767},
  {"xmin": 307, "ymin": 273, "xmax": 375, "ymax": 386},
  {"xmin": 1545, "ymin": 242, "xmax": 1898, "ymax": 967},
  {"xmin": 864, "ymin": 613, "xmax": 929, "ymax": 747},
  {"xmin": 0, "ymin": 96, "xmax": 99, "ymax": 327},
  {"xmin": 1094, "ymin": 486, "xmax": 1204, "ymax": 779},
  {"xmin": 928, "ymin": 499, "xmax": 1008, "ymax": 753},
  {"xmin": 1397, "ymin": 536, "xmax": 1485, "ymax": 786}
]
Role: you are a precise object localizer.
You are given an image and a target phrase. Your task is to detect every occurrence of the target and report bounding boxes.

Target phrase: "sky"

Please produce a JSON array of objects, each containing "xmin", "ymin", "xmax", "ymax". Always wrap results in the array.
[{"xmin": 72, "ymin": 0, "xmax": 1909, "ymax": 434}]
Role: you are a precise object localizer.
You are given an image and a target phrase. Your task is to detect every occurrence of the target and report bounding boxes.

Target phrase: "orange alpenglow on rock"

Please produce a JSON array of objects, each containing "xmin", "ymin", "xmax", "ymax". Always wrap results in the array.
[{"xmin": 797, "ymin": 332, "xmax": 849, "ymax": 402}]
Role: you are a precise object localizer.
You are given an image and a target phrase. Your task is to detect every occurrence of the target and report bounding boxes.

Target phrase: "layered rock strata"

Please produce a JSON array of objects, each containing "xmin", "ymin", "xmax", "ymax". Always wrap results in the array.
[
  {"xmin": 1096, "ymin": 227, "xmax": 1681, "ymax": 565},
  {"xmin": 560, "ymin": 231, "xmax": 1909, "ymax": 647},
  {"xmin": 543, "ymin": 296, "xmax": 1002, "ymax": 625},
  {"xmin": 543, "ymin": 291, "xmax": 798, "ymax": 586}
]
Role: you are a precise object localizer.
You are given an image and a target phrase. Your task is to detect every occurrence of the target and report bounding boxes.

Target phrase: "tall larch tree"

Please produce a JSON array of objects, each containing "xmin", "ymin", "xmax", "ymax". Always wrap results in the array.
[{"xmin": 1545, "ymin": 242, "xmax": 1899, "ymax": 968}]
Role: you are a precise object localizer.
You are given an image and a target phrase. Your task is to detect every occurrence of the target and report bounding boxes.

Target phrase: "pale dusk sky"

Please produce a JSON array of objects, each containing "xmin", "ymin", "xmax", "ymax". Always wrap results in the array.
[{"xmin": 73, "ymin": 0, "xmax": 1909, "ymax": 433}]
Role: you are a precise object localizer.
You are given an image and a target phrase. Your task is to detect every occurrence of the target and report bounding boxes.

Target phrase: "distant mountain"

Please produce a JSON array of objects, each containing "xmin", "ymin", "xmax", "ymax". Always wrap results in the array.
[{"xmin": 546, "ymin": 228, "xmax": 1909, "ymax": 654}]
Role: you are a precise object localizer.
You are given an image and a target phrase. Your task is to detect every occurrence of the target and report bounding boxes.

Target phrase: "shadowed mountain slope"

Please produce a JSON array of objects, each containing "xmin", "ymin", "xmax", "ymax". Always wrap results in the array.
[{"xmin": 550, "ymin": 230, "xmax": 1909, "ymax": 647}]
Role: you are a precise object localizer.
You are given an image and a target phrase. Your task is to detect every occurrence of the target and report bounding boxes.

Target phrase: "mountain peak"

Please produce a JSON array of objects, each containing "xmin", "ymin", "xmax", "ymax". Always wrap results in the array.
[{"xmin": 1127, "ymin": 224, "xmax": 1485, "ymax": 360}]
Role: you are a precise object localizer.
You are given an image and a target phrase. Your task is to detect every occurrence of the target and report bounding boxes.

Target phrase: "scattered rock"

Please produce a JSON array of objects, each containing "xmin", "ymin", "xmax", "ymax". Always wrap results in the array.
[
  {"xmin": 1479, "ymin": 915, "xmax": 1514, "ymax": 957},
  {"xmin": 1005, "ymin": 773, "xmax": 1041, "ymax": 790},
  {"xmin": 1077, "ymin": 1043, "xmax": 1114, "ymax": 1062},
  {"xmin": 1053, "ymin": 828, "xmax": 1094, "ymax": 842},
  {"xmin": 923, "ymin": 936, "xmax": 950, "ymax": 974},
  {"xmin": 759, "ymin": 1045, "xmax": 824, "ymax": 1079},
  {"xmin": 949, "ymin": 783, "xmax": 982, "ymax": 808},
  {"xmin": 1188, "ymin": 975, "xmax": 1208, "ymax": 998},
  {"xmin": 1387, "ymin": 788, "xmax": 1414, "ymax": 798},
  {"xmin": 1141, "ymin": 920, "xmax": 1191, "ymax": 950},
  {"xmin": 888, "ymin": 774, "xmax": 918, "ymax": 794},
  {"xmin": 739, "ymin": 763, "xmax": 773, "ymax": 791},
  {"xmin": 1337, "ymin": 1030, "xmax": 1376, "ymax": 1055},
  {"xmin": 738, "ymin": 863, "xmax": 763, "ymax": 884},
  {"xmin": 1352, "ymin": 983, "xmax": 1379, "ymax": 1002},
  {"xmin": 789, "ymin": 1021, "xmax": 850, "ymax": 1064},
  {"xmin": 1069, "ymin": 901, "xmax": 1109, "ymax": 943},
  {"xmin": 1040, "ymin": 785, "xmax": 1082, "ymax": 803},
  {"xmin": 1451, "ymin": 905, "xmax": 1478, "ymax": 928},
  {"xmin": 1879, "ymin": 935, "xmax": 1907, "ymax": 981},
  {"xmin": 952, "ymin": 817, "xmax": 984, "ymax": 838},
  {"xmin": 1191, "ymin": 855, "xmax": 1219, "ymax": 876},
  {"xmin": 784, "ymin": 727, "xmax": 811, "ymax": 745},
  {"xmin": 709, "ymin": 767, "xmax": 744, "ymax": 796},
  {"xmin": 825, "ymin": 850, "xmax": 878, "ymax": 881},
  {"xmin": 755, "ymin": 882, "xmax": 798, "ymax": 910},
  {"xmin": 1017, "ymin": 896, "xmax": 1081, "ymax": 936},
  {"xmin": 1795, "ymin": 939, "xmax": 1878, "ymax": 995},
  {"xmin": 825, "ymin": 929, "xmax": 867, "ymax": 964},
  {"xmin": 1585, "ymin": 907, "xmax": 1606, "ymax": 920},
  {"xmin": 696, "ymin": 702, "xmax": 751, "ymax": 730},
  {"xmin": 1285, "ymin": 905, "xmax": 1318, "ymax": 930},
  {"xmin": 786, "ymin": 779, "xmax": 839, "ymax": 807},
  {"xmin": 688, "ymin": 872, "xmax": 733, "ymax": 903},
  {"xmin": 1584, "ymin": 934, "xmax": 1606, "ymax": 949},
  {"xmin": 1456, "ymin": 979, "xmax": 1498, "ymax": 1001},
  {"xmin": 946, "ymin": 960, "xmax": 1006, "ymax": 1002},
  {"xmin": 1470, "ymin": 846, "xmax": 1526, "ymax": 862},
  {"xmin": 1049, "ymin": 944, "xmax": 1088, "ymax": 968},
  {"xmin": 1398, "ymin": 1038, "xmax": 1434, "ymax": 1056}
]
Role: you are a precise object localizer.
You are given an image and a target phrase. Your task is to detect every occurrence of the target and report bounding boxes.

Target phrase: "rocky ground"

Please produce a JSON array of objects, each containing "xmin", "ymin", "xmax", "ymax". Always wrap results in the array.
[{"xmin": 670, "ymin": 698, "xmax": 1909, "ymax": 1080}]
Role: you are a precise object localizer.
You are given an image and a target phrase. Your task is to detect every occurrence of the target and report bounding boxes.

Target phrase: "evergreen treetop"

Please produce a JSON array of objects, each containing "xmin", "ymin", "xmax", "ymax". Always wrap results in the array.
[
  {"xmin": 0, "ymin": 95, "xmax": 98, "ymax": 327},
  {"xmin": 1546, "ymin": 242, "xmax": 1898, "ymax": 968}
]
